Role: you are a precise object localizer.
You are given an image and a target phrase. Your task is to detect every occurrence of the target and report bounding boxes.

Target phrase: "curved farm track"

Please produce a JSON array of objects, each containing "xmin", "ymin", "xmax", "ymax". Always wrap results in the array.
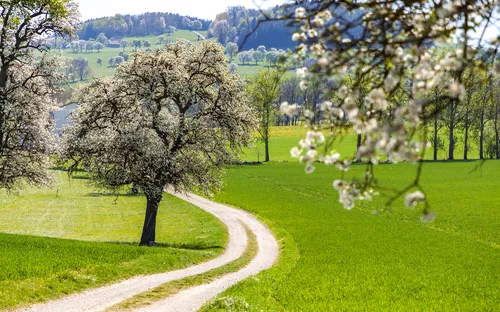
[{"xmin": 20, "ymin": 191, "xmax": 279, "ymax": 312}]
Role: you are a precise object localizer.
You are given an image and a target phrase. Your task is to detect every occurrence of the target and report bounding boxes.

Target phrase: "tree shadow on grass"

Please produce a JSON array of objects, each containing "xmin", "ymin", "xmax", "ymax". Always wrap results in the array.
[
  {"xmin": 86, "ymin": 192, "xmax": 142, "ymax": 198},
  {"xmin": 109, "ymin": 241, "xmax": 224, "ymax": 251}
]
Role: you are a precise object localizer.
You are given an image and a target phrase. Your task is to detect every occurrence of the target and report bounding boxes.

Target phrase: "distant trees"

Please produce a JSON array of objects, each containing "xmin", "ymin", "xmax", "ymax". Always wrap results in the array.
[
  {"xmin": 121, "ymin": 52, "xmax": 130, "ymax": 61},
  {"xmin": 60, "ymin": 41, "xmax": 256, "ymax": 246},
  {"xmin": 153, "ymin": 16, "xmax": 166, "ymax": 34},
  {"xmin": 193, "ymin": 20, "xmax": 203, "ymax": 30},
  {"xmin": 225, "ymin": 42, "xmax": 238, "ymax": 62},
  {"xmin": 208, "ymin": 6, "xmax": 296, "ymax": 50},
  {"xmin": 167, "ymin": 26, "xmax": 176, "ymax": 35},
  {"xmin": 253, "ymin": 51, "xmax": 263, "ymax": 64},
  {"xmin": 132, "ymin": 39, "xmax": 142, "ymax": 52},
  {"xmin": 238, "ymin": 51, "xmax": 253, "ymax": 65},
  {"xmin": 212, "ymin": 20, "xmax": 230, "ymax": 45},
  {"xmin": 0, "ymin": 0, "xmax": 78, "ymax": 190},
  {"xmin": 78, "ymin": 12, "xmax": 209, "ymax": 40},
  {"xmin": 257, "ymin": 45, "xmax": 266, "ymax": 55},
  {"xmin": 113, "ymin": 56, "xmax": 124, "ymax": 66},
  {"xmin": 85, "ymin": 41, "xmax": 94, "ymax": 53},
  {"xmin": 229, "ymin": 63, "xmax": 238, "ymax": 73},
  {"xmin": 69, "ymin": 58, "xmax": 92, "ymax": 81},
  {"xmin": 96, "ymin": 33, "xmax": 108, "ymax": 46},
  {"xmin": 278, "ymin": 78, "xmax": 301, "ymax": 126},
  {"xmin": 236, "ymin": 47, "xmax": 285, "ymax": 66},
  {"xmin": 94, "ymin": 42, "xmax": 104, "ymax": 52},
  {"xmin": 120, "ymin": 40, "xmax": 128, "ymax": 51},
  {"xmin": 78, "ymin": 40, "xmax": 86, "ymax": 53},
  {"xmin": 70, "ymin": 38, "xmax": 105, "ymax": 54},
  {"xmin": 143, "ymin": 40, "xmax": 152, "ymax": 48},
  {"xmin": 182, "ymin": 17, "xmax": 193, "ymax": 29}
]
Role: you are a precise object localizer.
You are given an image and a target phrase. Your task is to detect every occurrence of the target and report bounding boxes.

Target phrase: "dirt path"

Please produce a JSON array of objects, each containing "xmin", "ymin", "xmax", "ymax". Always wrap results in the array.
[{"xmin": 20, "ymin": 191, "xmax": 278, "ymax": 312}]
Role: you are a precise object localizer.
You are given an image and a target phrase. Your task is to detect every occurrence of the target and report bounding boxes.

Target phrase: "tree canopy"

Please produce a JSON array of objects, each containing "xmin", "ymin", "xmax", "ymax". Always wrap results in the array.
[{"xmin": 60, "ymin": 41, "xmax": 257, "ymax": 245}]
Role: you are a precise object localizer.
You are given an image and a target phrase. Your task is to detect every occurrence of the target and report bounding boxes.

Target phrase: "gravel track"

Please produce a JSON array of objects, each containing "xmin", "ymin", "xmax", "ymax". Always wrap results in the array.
[{"xmin": 19, "ymin": 191, "xmax": 278, "ymax": 312}]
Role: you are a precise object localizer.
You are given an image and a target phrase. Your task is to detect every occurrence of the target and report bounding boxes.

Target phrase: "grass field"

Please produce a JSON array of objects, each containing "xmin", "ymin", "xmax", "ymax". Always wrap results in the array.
[
  {"xmin": 205, "ymin": 161, "xmax": 500, "ymax": 311},
  {"xmin": 0, "ymin": 170, "xmax": 226, "ymax": 309}
]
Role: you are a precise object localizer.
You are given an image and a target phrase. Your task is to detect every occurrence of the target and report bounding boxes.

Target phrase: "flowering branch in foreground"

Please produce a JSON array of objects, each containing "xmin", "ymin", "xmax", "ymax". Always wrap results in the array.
[{"xmin": 276, "ymin": 0, "xmax": 500, "ymax": 219}]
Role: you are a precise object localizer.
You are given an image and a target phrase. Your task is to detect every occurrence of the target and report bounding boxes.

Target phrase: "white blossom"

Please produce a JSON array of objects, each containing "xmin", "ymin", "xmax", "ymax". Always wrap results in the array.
[
  {"xmin": 290, "ymin": 147, "xmax": 302, "ymax": 158},
  {"xmin": 305, "ymin": 163, "xmax": 316, "ymax": 174},
  {"xmin": 404, "ymin": 191, "xmax": 426, "ymax": 208},
  {"xmin": 338, "ymin": 85, "xmax": 349, "ymax": 98},
  {"xmin": 366, "ymin": 88, "xmax": 389, "ymax": 110},
  {"xmin": 448, "ymin": 82, "xmax": 465, "ymax": 100},
  {"xmin": 324, "ymin": 153, "xmax": 340, "ymax": 165},
  {"xmin": 420, "ymin": 211, "xmax": 437, "ymax": 223},
  {"xmin": 296, "ymin": 67, "xmax": 308, "ymax": 78},
  {"xmin": 295, "ymin": 7, "xmax": 306, "ymax": 19}
]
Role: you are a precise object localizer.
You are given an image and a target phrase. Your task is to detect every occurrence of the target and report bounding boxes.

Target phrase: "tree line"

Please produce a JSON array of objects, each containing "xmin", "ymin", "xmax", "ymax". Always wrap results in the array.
[
  {"xmin": 208, "ymin": 6, "xmax": 295, "ymax": 50},
  {"xmin": 78, "ymin": 12, "xmax": 207, "ymax": 40},
  {"xmin": 248, "ymin": 53, "xmax": 500, "ymax": 163}
]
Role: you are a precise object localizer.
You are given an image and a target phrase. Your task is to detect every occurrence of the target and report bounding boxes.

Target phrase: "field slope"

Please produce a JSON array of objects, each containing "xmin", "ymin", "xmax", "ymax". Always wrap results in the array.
[{"xmin": 0, "ymin": 171, "xmax": 226, "ymax": 310}]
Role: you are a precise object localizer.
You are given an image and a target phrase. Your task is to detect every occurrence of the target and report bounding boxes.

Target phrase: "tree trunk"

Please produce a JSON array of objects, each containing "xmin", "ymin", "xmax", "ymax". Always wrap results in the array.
[
  {"xmin": 480, "ymin": 111, "xmax": 485, "ymax": 160},
  {"xmin": 433, "ymin": 117, "xmax": 438, "ymax": 161},
  {"xmin": 448, "ymin": 123, "xmax": 454, "ymax": 160},
  {"xmin": 495, "ymin": 108, "xmax": 499, "ymax": 159},
  {"xmin": 140, "ymin": 185, "xmax": 163, "ymax": 246},
  {"xmin": 463, "ymin": 109, "xmax": 469, "ymax": 160},
  {"xmin": 264, "ymin": 139, "xmax": 270, "ymax": 162},
  {"xmin": 448, "ymin": 102, "xmax": 455, "ymax": 160},
  {"xmin": 356, "ymin": 133, "xmax": 362, "ymax": 162}
]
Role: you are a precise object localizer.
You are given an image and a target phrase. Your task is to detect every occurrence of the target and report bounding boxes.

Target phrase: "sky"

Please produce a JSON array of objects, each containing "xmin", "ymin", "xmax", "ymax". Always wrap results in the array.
[{"xmin": 76, "ymin": 0, "xmax": 286, "ymax": 21}]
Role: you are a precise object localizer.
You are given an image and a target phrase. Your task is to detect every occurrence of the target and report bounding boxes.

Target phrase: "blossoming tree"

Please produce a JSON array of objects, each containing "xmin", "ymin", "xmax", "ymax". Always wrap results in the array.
[
  {"xmin": 266, "ymin": 1, "xmax": 500, "ymax": 219},
  {"xmin": 60, "ymin": 41, "xmax": 256, "ymax": 246},
  {"xmin": 0, "ymin": 0, "xmax": 79, "ymax": 190}
]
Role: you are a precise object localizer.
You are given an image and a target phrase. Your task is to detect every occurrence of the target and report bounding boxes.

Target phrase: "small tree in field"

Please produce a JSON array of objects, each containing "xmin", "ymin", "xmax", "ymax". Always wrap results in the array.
[
  {"xmin": 114, "ymin": 55, "xmax": 124, "ymax": 65},
  {"xmin": 0, "ymin": 0, "xmax": 78, "ymax": 190},
  {"xmin": 60, "ymin": 41, "xmax": 256, "ymax": 246},
  {"xmin": 193, "ymin": 20, "xmax": 203, "ymax": 30},
  {"xmin": 120, "ymin": 40, "xmax": 128, "ymax": 51},
  {"xmin": 247, "ymin": 67, "xmax": 285, "ymax": 162},
  {"xmin": 132, "ymin": 39, "xmax": 142, "ymax": 52},
  {"xmin": 94, "ymin": 42, "xmax": 104, "ymax": 52},
  {"xmin": 96, "ymin": 33, "xmax": 108, "ymax": 46},
  {"xmin": 71, "ymin": 57, "xmax": 91, "ymax": 81},
  {"xmin": 225, "ymin": 42, "xmax": 238, "ymax": 62},
  {"xmin": 167, "ymin": 26, "xmax": 176, "ymax": 36}
]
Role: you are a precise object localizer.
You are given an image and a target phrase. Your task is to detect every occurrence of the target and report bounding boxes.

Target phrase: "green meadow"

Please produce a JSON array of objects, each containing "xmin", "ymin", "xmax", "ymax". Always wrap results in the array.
[
  {"xmin": 0, "ymin": 171, "xmax": 226, "ymax": 310},
  {"xmin": 206, "ymin": 161, "xmax": 500, "ymax": 311}
]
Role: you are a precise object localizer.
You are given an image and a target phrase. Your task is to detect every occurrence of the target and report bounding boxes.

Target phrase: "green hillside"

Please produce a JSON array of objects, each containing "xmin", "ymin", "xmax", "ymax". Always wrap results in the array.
[
  {"xmin": 64, "ymin": 30, "xmax": 207, "ymax": 80},
  {"xmin": 0, "ymin": 170, "xmax": 225, "ymax": 309}
]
